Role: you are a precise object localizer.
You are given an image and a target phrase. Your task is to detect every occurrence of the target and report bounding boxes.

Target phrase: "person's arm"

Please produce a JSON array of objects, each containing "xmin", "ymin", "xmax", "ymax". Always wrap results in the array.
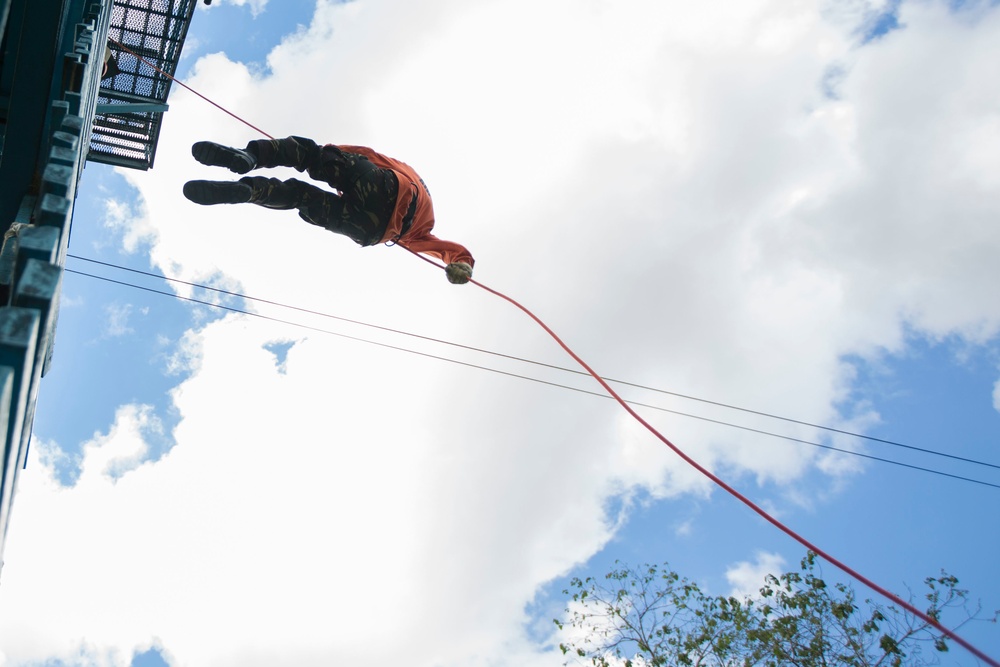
[
  {"xmin": 402, "ymin": 235, "xmax": 475, "ymax": 284},
  {"xmin": 444, "ymin": 262, "xmax": 473, "ymax": 285}
]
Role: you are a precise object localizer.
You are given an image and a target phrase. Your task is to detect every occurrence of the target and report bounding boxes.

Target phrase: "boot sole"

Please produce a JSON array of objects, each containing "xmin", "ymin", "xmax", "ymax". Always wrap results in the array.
[
  {"xmin": 183, "ymin": 180, "xmax": 253, "ymax": 205},
  {"xmin": 192, "ymin": 141, "xmax": 254, "ymax": 174}
]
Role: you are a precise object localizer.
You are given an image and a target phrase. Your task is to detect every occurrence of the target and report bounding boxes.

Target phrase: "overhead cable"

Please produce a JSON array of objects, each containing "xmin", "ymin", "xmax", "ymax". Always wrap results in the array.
[
  {"xmin": 64, "ymin": 267, "xmax": 1000, "ymax": 492},
  {"xmin": 66, "ymin": 254, "xmax": 1000, "ymax": 474}
]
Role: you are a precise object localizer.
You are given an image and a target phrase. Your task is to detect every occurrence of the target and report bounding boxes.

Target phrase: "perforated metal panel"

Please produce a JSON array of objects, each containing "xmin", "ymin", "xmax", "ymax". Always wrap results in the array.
[{"xmin": 88, "ymin": 0, "xmax": 197, "ymax": 170}]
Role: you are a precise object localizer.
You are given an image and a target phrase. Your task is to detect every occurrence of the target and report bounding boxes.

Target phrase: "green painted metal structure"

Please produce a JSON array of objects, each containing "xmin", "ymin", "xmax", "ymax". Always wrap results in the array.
[{"xmin": 0, "ymin": 0, "xmax": 197, "ymax": 573}]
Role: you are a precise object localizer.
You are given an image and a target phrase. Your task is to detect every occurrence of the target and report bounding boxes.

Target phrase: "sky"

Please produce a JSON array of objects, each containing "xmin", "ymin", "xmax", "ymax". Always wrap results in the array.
[{"xmin": 1, "ymin": 0, "xmax": 999, "ymax": 665}]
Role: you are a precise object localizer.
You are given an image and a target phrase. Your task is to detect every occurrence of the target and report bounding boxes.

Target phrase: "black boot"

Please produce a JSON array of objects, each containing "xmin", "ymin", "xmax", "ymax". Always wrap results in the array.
[
  {"xmin": 192, "ymin": 141, "xmax": 257, "ymax": 174},
  {"xmin": 183, "ymin": 180, "xmax": 253, "ymax": 205}
]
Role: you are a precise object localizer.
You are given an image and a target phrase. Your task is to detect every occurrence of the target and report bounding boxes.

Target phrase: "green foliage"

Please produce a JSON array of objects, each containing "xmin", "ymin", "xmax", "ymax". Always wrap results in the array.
[{"xmin": 554, "ymin": 553, "xmax": 998, "ymax": 667}]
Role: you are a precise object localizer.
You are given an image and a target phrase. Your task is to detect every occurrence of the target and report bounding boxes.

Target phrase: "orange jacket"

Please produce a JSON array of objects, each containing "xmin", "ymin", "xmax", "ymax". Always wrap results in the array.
[{"xmin": 337, "ymin": 145, "xmax": 474, "ymax": 267}]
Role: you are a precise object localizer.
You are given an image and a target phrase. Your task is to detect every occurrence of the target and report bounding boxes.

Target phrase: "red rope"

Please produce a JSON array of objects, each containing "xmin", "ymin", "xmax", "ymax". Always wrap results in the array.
[
  {"xmin": 98, "ymin": 38, "xmax": 998, "ymax": 665},
  {"xmin": 106, "ymin": 36, "xmax": 275, "ymax": 139},
  {"xmin": 403, "ymin": 247, "xmax": 1000, "ymax": 667}
]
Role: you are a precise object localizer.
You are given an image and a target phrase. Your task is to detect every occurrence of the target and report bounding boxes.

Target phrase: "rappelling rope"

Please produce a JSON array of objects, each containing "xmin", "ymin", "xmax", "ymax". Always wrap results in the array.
[
  {"xmin": 106, "ymin": 36, "xmax": 275, "ymax": 140},
  {"xmin": 403, "ymin": 249, "xmax": 1000, "ymax": 666},
  {"xmin": 102, "ymin": 35, "xmax": 999, "ymax": 667}
]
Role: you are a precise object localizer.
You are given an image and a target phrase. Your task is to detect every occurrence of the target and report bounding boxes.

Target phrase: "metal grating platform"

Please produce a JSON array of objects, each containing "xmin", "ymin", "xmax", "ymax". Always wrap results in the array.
[{"xmin": 88, "ymin": 0, "xmax": 197, "ymax": 170}]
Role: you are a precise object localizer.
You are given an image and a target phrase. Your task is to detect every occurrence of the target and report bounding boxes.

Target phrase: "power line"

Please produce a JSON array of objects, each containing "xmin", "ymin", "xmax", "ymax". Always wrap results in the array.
[
  {"xmin": 66, "ymin": 253, "xmax": 1000, "ymax": 473},
  {"xmin": 63, "ymin": 266, "xmax": 1000, "ymax": 491}
]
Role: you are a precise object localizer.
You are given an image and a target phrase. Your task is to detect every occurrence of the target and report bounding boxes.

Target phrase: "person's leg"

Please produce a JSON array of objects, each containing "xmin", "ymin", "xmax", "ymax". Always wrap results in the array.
[
  {"xmin": 186, "ymin": 140, "xmax": 398, "ymax": 246},
  {"xmin": 302, "ymin": 143, "xmax": 373, "ymax": 188},
  {"xmin": 244, "ymin": 136, "xmax": 322, "ymax": 173},
  {"xmin": 182, "ymin": 176, "xmax": 309, "ymax": 207},
  {"xmin": 243, "ymin": 176, "xmax": 388, "ymax": 246},
  {"xmin": 244, "ymin": 145, "xmax": 401, "ymax": 245},
  {"xmin": 248, "ymin": 141, "xmax": 391, "ymax": 199},
  {"xmin": 337, "ymin": 164, "xmax": 398, "ymax": 243},
  {"xmin": 239, "ymin": 176, "xmax": 311, "ymax": 209},
  {"xmin": 191, "ymin": 136, "xmax": 322, "ymax": 174},
  {"xmin": 183, "ymin": 179, "xmax": 252, "ymax": 204},
  {"xmin": 191, "ymin": 141, "xmax": 257, "ymax": 174},
  {"xmin": 191, "ymin": 138, "xmax": 385, "ymax": 194}
]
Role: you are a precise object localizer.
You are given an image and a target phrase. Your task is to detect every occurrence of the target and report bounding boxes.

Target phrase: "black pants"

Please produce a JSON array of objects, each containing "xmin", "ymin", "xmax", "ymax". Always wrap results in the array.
[{"xmin": 241, "ymin": 136, "xmax": 398, "ymax": 247}]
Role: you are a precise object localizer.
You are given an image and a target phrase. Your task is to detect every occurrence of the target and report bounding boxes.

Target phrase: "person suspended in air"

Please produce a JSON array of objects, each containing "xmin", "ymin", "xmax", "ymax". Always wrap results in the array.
[{"xmin": 182, "ymin": 137, "xmax": 474, "ymax": 284}]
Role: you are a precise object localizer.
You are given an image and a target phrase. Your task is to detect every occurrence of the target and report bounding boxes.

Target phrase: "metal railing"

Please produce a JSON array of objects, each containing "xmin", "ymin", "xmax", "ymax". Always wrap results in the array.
[{"xmin": 88, "ymin": 0, "xmax": 197, "ymax": 170}]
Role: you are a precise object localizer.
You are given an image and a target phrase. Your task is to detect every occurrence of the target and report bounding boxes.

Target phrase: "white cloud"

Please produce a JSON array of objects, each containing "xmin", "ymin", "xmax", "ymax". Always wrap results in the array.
[
  {"xmin": 102, "ymin": 302, "xmax": 134, "ymax": 337},
  {"xmin": 726, "ymin": 551, "xmax": 787, "ymax": 599},
  {"xmin": 211, "ymin": 0, "xmax": 269, "ymax": 18},
  {"xmin": 3, "ymin": 0, "xmax": 1000, "ymax": 665},
  {"xmin": 3, "ymin": 314, "xmax": 603, "ymax": 667},
  {"xmin": 102, "ymin": 197, "xmax": 154, "ymax": 254}
]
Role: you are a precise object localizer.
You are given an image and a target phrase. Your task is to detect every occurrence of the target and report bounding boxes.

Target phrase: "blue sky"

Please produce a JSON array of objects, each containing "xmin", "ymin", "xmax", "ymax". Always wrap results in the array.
[{"xmin": 1, "ymin": 1, "xmax": 999, "ymax": 666}]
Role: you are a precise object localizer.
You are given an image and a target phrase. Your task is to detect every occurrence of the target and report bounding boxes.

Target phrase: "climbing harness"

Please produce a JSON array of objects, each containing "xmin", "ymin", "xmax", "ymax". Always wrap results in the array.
[{"xmin": 385, "ymin": 187, "xmax": 417, "ymax": 246}]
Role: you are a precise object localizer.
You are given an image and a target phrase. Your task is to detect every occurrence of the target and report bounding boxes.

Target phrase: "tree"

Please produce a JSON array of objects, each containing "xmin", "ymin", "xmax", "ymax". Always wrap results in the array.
[{"xmin": 554, "ymin": 552, "xmax": 997, "ymax": 667}]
